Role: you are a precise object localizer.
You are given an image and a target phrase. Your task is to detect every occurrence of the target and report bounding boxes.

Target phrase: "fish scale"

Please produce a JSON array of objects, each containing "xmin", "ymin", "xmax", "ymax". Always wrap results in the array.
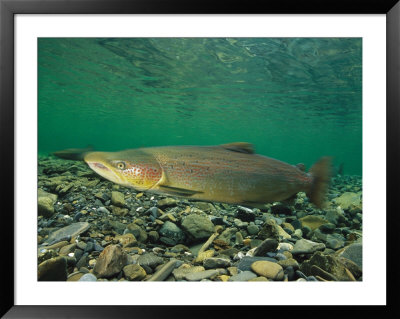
[{"xmin": 83, "ymin": 143, "xmax": 331, "ymax": 208}]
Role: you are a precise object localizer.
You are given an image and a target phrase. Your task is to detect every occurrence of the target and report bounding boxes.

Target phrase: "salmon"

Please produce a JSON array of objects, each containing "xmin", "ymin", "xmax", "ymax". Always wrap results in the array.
[{"xmin": 83, "ymin": 143, "xmax": 331, "ymax": 208}]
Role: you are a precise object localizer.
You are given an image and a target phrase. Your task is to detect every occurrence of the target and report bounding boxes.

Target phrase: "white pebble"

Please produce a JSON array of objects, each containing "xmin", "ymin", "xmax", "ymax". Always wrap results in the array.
[{"xmin": 278, "ymin": 242, "xmax": 294, "ymax": 251}]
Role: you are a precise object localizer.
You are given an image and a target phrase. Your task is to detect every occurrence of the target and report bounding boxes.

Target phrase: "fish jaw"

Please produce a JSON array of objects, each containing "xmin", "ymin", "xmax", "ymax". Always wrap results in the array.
[{"xmin": 84, "ymin": 152, "xmax": 131, "ymax": 187}]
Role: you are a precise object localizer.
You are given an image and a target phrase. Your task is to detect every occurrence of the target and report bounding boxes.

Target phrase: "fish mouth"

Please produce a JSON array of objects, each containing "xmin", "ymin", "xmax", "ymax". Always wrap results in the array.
[{"xmin": 86, "ymin": 160, "xmax": 124, "ymax": 185}]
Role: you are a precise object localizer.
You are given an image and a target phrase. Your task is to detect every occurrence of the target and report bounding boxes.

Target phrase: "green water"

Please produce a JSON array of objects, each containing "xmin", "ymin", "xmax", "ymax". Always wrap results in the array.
[{"xmin": 38, "ymin": 38, "xmax": 362, "ymax": 175}]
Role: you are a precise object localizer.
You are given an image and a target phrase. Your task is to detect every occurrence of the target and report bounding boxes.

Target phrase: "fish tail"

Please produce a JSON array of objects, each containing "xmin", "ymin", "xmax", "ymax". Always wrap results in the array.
[{"xmin": 307, "ymin": 157, "xmax": 332, "ymax": 208}]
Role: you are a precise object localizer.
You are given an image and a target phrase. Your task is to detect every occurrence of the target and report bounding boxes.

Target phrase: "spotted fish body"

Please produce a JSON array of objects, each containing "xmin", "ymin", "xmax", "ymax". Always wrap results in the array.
[{"xmin": 83, "ymin": 143, "xmax": 331, "ymax": 208}]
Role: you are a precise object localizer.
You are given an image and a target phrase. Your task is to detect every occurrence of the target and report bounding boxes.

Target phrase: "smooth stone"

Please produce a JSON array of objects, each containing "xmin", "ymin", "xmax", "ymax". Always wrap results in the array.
[
  {"xmin": 137, "ymin": 253, "xmax": 164, "ymax": 268},
  {"xmin": 38, "ymin": 189, "xmax": 58, "ymax": 217},
  {"xmin": 123, "ymin": 264, "xmax": 147, "ymax": 281},
  {"xmin": 38, "ymin": 256, "xmax": 67, "ymax": 281},
  {"xmin": 43, "ymin": 241, "xmax": 69, "ymax": 251},
  {"xmin": 291, "ymin": 239, "xmax": 326, "ymax": 255},
  {"xmin": 278, "ymin": 242, "xmax": 293, "ymax": 252},
  {"xmin": 47, "ymin": 222, "xmax": 90, "ymax": 244},
  {"xmin": 59, "ymin": 243, "xmax": 76, "ymax": 256},
  {"xmin": 247, "ymin": 224, "xmax": 259, "ymax": 235},
  {"xmin": 173, "ymin": 266, "xmax": 206, "ymax": 281},
  {"xmin": 336, "ymin": 243, "xmax": 362, "ymax": 268},
  {"xmin": 184, "ymin": 269, "xmax": 219, "ymax": 281},
  {"xmin": 159, "ymin": 221, "xmax": 186, "ymax": 245},
  {"xmin": 299, "ymin": 215, "xmax": 329, "ymax": 231},
  {"xmin": 228, "ymin": 271, "xmax": 257, "ymax": 282},
  {"xmin": 333, "ymin": 192, "xmax": 362, "ymax": 210},
  {"xmin": 115, "ymin": 233, "xmax": 137, "ymax": 248},
  {"xmin": 93, "ymin": 245, "xmax": 128, "ymax": 278},
  {"xmin": 67, "ymin": 271, "xmax": 84, "ymax": 281},
  {"xmin": 181, "ymin": 214, "xmax": 214, "ymax": 241},
  {"xmin": 78, "ymin": 273, "xmax": 97, "ymax": 281},
  {"xmin": 203, "ymin": 257, "xmax": 231, "ymax": 269},
  {"xmin": 235, "ymin": 256, "xmax": 277, "ymax": 271},
  {"xmin": 251, "ymin": 260, "xmax": 284, "ymax": 280},
  {"xmin": 111, "ymin": 191, "xmax": 125, "ymax": 207}
]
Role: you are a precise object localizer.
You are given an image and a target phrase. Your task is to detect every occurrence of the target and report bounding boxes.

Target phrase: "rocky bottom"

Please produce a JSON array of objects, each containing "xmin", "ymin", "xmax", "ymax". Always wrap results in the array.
[{"xmin": 37, "ymin": 155, "xmax": 362, "ymax": 282}]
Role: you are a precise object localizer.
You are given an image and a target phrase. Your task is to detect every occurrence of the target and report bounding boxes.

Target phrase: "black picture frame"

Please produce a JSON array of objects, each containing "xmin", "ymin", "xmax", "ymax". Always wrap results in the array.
[{"xmin": 1, "ymin": 0, "xmax": 399, "ymax": 317}]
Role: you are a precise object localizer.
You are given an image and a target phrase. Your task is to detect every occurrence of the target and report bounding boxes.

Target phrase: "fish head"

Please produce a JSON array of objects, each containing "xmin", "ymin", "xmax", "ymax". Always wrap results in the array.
[{"xmin": 84, "ymin": 150, "xmax": 162, "ymax": 191}]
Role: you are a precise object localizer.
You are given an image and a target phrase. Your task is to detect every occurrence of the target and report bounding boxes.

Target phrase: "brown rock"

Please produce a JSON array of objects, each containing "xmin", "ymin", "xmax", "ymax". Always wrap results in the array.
[
  {"xmin": 251, "ymin": 260, "xmax": 284, "ymax": 280},
  {"xmin": 93, "ymin": 245, "xmax": 128, "ymax": 278}
]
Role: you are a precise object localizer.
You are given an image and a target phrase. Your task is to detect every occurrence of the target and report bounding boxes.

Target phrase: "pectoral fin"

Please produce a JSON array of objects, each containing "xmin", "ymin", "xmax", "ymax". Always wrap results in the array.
[{"xmin": 158, "ymin": 185, "xmax": 203, "ymax": 197}]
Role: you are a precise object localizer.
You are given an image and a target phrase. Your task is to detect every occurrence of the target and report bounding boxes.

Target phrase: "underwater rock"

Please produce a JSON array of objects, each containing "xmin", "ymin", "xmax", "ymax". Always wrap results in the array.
[
  {"xmin": 291, "ymin": 239, "xmax": 326, "ymax": 255},
  {"xmin": 300, "ymin": 251, "xmax": 357, "ymax": 281},
  {"xmin": 111, "ymin": 191, "xmax": 125, "ymax": 207},
  {"xmin": 123, "ymin": 264, "xmax": 147, "ymax": 281},
  {"xmin": 253, "ymin": 238, "xmax": 278, "ymax": 257},
  {"xmin": 125, "ymin": 223, "xmax": 148, "ymax": 242},
  {"xmin": 184, "ymin": 269, "xmax": 220, "ymax": 281},
  {"xmin": 336, "ymin": 242, "xmax": 362, "ymax": 268},
  {"xmin": 181, "ymin": 214, "xmax": 214, "ymax": 241},
  {"xmin": 38, "ymin": 256, "xmax": 67, "ymax": 281},
  {"xmin": 157, "ymin": 198, "xmax": 178, "ymax": 208},
  {"xmin": 236, "ymin": 206, "xmax": 256, "ymax": 222},
  {"xmin": 114, "ymin": 233, "xmax": 137, "ymax": 248},
  {"xmin": 159, "ymin": 221, "xmax": 186, "ymax": 245},
  {"xmin": 46, "ymin": 222, "xmax": 90, "ymax": 244},
  {"xmin": 203, "ymin": 257, "xmax": 231, "ymax": 269},
  {"xmin": 137, "ymin": 253, "xmax": 164, "ymax": 269},
  {"xmin": 333, "ymin": 192, "xmax": 362, "ymax": 211},
  {"xmin": 235, "ymin": 256, "xmax": 277, "ymax": 271},
  {"xmin": 78, "ymin": 273, "xmax": 97, "ymax": 281},
  {"xmin": 299, "ymin": 215, "xmax": 329, "ymax": 230},
  {"xmin": 251, "ymin": 260, "xmax": 284, "ymax": 280},
  {"xmin": 38, "ymin": 189, "xmax": 58, "ymax": 218},
  {"xmin": 172, "ymin": 265, "xmax": 206, "ymax": 281},
  {"xmin": 228, "ymin": 271, "xmax": 258, "ymax": 282},
  {"xmin": 93, "ymin": 244, "xmax": 128, "ymax": 278}
]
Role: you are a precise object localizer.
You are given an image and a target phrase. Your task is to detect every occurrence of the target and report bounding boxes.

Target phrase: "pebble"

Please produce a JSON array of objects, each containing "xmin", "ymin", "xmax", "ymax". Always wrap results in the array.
[
  {"xmin": 181, "ymin": 214, "xmax": 215, "ymax": 241},
  {"xmin": 123, "ymin": 264, "xmax": 147, "ymax": 281},
  {"xmin": 185, "ymin": 269, "xmax": 220, "ymax": 281},
  {"xmin": 38, "ymin": 256, "xmax": 67, "ymax": 281},
  {"xmin": 235, "ymin": 256, "xmax": 277, "ymax": 271},
  {"xmin": 46, "ymin": 222, "xmax": 90, "ymax": 244},
  {"xmin": 251, "ymin": 260, "xmax": 284, "ymax": 280},
  {"xmin": 111, "ymin": 191, "xmax": 126, "ymax": 207},
  {"xmin": 172, "ymin": 265, "xmax": 206, "ymax": 281},
  {"xmin": 291, "ymin": 239, "xmax": 326, "ymax": 255},
  {"xmin": 253, "ymin": 238, "xmax": 278, "ymax": 256},
  {"xmin": 137, "ymin": 253, "xmax": 164, "ymax": 269},
  {"xmin": 93, "ymin": 245, "xmax": 128, "ymax": 278},
  {"xmin": 78, "ymin": 273, "xmax": 97, "ymax": 281},
  {"xmin": 203, "ymin": 257, "xmax": 231, "ymax": 269},
  {"xmin": 228, "ymin": 270, "xmax": 257, "ymax": 281}
]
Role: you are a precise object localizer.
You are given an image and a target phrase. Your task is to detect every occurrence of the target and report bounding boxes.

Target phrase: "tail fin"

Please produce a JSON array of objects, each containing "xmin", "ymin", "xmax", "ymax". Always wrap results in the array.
[
  {"xmin": 52, "ymin": 146, "xmax": 94, "ymax": 161},
  {"xmin": 307, "ymin": 157, "xmax": 332, "ymax": 208}
]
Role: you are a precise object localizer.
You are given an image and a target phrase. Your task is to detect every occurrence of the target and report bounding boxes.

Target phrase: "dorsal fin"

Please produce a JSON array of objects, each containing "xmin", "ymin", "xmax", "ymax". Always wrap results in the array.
[{"xmin": 219, "ymin": 142, "xmax": 254, "ymax": 154}]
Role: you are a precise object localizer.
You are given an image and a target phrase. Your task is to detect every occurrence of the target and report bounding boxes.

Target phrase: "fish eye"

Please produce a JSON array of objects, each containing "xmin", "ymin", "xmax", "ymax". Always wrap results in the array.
[{"xmin": 116, "ymin": 162, "xmax": 126, "ymax": 170}]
